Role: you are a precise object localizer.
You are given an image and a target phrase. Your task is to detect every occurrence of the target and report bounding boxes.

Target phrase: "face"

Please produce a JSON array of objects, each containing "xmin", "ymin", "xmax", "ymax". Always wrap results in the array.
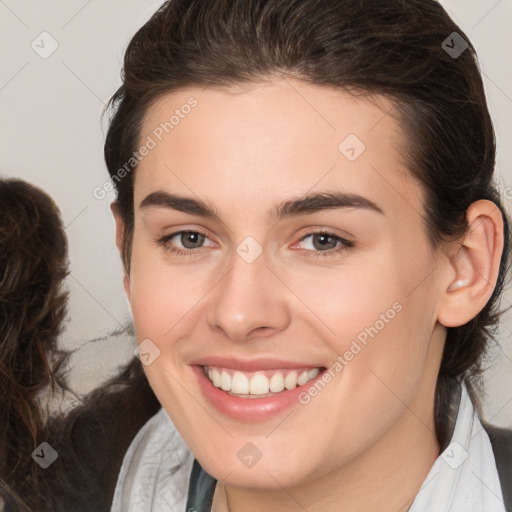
[{"xmin": 117, "ymin": 78, "xmax": 448, "ymax": 490}]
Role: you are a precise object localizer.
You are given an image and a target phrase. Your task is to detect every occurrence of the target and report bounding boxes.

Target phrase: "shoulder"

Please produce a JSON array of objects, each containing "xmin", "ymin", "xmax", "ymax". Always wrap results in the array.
[
  {"xmin": 43, "ymin": 358, "xmax": 162, "ymax": 512},
  {"xmin": 481, "ymin": 420, "xmax": 512, "ymax": 511},
  {"xmin": 110, "ymin": 403, "xmax": 194, "ymax": 511},
  {"xmin": 482, "ymin": 421, "xmax": 512, "ymax": 446}
]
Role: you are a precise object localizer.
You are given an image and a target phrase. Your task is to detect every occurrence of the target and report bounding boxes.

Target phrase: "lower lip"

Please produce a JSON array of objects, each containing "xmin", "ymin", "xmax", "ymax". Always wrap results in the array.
[{"xmin": 191, "ymin": 365, "xmax": 326, "ymax": 422}]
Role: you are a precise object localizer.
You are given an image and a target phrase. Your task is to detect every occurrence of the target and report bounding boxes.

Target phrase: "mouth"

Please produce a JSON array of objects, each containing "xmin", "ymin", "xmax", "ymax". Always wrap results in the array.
[
  {"xmin": 202, "ymin": 365, "xmax": 323, "ymax": 398},
  {"xmin": 192, "ymin": 362, "xmax": 328, "ymax": 421}
]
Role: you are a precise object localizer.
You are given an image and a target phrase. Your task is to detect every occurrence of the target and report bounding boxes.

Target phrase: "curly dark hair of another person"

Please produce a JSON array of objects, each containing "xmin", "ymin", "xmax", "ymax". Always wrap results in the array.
[
  {"xmin": 102, "ymin": 0, "xmax": 511, "ymax": 448},
  {"xmin": 0, "ymin": 178, "xmax": 160, "ymax": 512},
  {"xmin": 0, "ymin": 178, "xmax": 73, "ymax": 510}
]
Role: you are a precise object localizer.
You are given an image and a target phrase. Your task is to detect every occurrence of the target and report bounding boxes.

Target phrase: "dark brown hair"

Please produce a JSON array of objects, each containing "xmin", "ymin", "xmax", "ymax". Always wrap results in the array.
[
  {"xmin": 103, "ymin": 0, "xmax": 511, "ymax": 435},
  {"xmin": 0, "ymin": 178, "xmax": 72, "ymax": 509}
]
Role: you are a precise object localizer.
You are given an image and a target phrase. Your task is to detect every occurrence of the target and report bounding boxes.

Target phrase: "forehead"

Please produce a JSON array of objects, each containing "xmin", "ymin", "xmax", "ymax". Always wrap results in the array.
[{"xmin": 134, "ymin": 77, "xmax": 424, "ymax": 222}]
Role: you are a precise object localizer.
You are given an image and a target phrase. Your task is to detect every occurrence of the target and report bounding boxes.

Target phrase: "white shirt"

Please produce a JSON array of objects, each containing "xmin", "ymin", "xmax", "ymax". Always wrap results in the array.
[
  {"xmin": 110, "ymin": 407, "xmax": 194, "ymax": 511},
  {"xmin": 110, "ymin": 381, "xmax": 506, "ymax": 512},
  {"xmin": 408, "ymin": 382, "xmax": 506, "ymax": 512}
]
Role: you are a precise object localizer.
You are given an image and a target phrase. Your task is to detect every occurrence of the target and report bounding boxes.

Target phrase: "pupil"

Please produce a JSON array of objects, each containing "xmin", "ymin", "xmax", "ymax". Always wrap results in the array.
[
  {"xmin": 182, "ymin": 232, "xmax": 203, "ymax": 249},
  {"xmin": 315, "ymin": 234, "xmax": 335, "ymax": 250}
]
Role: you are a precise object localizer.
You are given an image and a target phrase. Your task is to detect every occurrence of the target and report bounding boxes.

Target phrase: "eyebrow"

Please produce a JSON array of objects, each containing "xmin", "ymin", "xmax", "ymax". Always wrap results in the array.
[{"xmin": 139, "ymin": 190, "xmax": 385, "ymax": 221}]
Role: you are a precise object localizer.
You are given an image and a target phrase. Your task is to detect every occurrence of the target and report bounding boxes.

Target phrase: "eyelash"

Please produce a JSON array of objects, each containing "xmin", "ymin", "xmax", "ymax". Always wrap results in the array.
[{"xmin": 156, "ymin": 230, "xmax": 354, "ymax": 258}]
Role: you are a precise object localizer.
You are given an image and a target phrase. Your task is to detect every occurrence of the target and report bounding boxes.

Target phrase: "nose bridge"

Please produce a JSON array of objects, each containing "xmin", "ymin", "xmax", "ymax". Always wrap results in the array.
[{"xmin": 207, "ymin": 236, "xmax": 289, "ymax": 340}]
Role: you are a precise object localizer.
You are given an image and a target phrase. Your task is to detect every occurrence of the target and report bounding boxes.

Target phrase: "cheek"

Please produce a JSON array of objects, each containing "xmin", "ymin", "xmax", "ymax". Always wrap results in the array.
[
  {"xmin": 128, "ymin": 241, "xmax": 208, "ymax": 335},
  {"xmin": 277, "ymin": 256, "xmax": 437, "ymax": 464},
  {"xmin": 273, "ymin": 253, "xmax": 407, "ymax": 347},
  {"xmin": 278, "ymin": 244, "xmax": 437, "ymax": 386}
]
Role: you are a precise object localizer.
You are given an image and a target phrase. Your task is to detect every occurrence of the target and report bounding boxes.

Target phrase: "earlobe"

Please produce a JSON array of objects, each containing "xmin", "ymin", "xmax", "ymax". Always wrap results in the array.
[{"xmin": 437, "ymin": 200, "xmax": 504, "ymax": 328}]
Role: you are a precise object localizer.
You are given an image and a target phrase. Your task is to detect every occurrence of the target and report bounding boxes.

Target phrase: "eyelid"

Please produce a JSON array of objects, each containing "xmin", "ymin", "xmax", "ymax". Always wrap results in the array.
[
  {"xmin": 290, "ymin": 230, "xmax": 354, "ymax": 252},
  {"xmin": 158, "ymin": 222, "xmax": 215, "ymax": 237},
  {"xmin": 158, "ymin": 228, "xmax": 216, "ymax": 248},
  {"xmin": 291, "ymin": 226, "xmax": 354, "ymax": 245}
]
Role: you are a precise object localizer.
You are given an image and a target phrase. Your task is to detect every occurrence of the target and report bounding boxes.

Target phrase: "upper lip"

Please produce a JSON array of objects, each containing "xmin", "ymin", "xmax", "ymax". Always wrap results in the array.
[{"xmin": 189, "ymin": 356, "xmax": 325, "ymax": 373}]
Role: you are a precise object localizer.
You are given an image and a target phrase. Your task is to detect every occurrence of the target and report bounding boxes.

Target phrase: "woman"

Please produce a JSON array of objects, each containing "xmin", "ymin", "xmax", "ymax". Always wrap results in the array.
[
  {"xmin": 104, "ymin": 0, "xmax": 512, "ymax": 510},
  {"xmin": 2, "ymin": 0, "xmax": 511, "ymax": 511}
]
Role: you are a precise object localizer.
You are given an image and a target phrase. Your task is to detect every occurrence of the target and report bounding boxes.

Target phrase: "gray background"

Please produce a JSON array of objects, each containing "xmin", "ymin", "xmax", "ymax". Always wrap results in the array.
[{"xmin": 1, "ymin": 0, "xmax": 511, "ymax": 426}]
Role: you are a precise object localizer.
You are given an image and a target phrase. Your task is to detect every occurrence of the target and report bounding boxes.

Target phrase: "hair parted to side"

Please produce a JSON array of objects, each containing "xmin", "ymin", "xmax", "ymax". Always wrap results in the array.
[{"xmin": 102, "ymin": 0, "xmax": 511, "ymax": 446}]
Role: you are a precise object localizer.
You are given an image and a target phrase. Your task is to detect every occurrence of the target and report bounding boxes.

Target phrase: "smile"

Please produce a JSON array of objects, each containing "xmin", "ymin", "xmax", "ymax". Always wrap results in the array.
[
  {"xmin": 191, "ymin": 358, "xmax": 329, "ymax": 421},
  {"xmin": 203, "ymin": 365, "xmax": 322, "ymax": 397}
]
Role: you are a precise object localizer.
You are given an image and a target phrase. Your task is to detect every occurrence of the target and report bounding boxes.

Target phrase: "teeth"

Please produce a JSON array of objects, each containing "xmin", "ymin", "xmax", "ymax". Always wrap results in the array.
[
  {"xmin": 220, "ymin": 370, "xmax": 231, "ymax": 391},
  {"xmin": 205, "ymin": 366, "xmax": 321, "ymax": 396},
  {"xmin": 269, "ymin": 372, "xmax": 285, "ymax": 392},
  {"xmin": 249, "ymin": 373, "xmax": 269, "ymax": 394},
  {"xmin": 284, "ymin": 371, "xmax": 298, "ymax": 390},
  {"xmin": 308, "ymin": 368, "xmax": 320, "ymax": 380},
  {"xmin": 212, "ymin": 369, "xmax": 221, "ymax": 387},
  {"xmin": 232, "ymin": 371, "xmax": 249, "ymax": 394},
  {"xmin": 297, "ymin": 370, "xmax": 310, "ymax": 386}
]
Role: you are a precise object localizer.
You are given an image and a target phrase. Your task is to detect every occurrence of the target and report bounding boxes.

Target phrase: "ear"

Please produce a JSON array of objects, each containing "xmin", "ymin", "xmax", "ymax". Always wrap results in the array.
[
  {"xmin": 110, "ymin": 201, "xmax": 131, "ymax": 301},
  {"xmin": 437, "ymin": 199, "xmax": 504, "ymax": 327}
]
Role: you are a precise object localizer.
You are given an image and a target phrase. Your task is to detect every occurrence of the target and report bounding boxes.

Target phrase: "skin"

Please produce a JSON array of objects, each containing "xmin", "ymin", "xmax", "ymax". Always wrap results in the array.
[{"xmin": 112, "ymin": 77, "xmax": 504, "ymax": 512}]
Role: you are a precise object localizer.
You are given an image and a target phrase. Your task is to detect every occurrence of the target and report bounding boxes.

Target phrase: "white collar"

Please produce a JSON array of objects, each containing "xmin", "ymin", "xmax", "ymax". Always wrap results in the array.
[
  {"xmin": 111, "ymin": 381, "xmax": 506, "ymax": 512},
  {"xmin": 110, "ymin": 406, "xmax": 193, "ymax": 511},
  {"xmin": 408, "ymin": 381, "xmax": 506, "ymax": 512}
]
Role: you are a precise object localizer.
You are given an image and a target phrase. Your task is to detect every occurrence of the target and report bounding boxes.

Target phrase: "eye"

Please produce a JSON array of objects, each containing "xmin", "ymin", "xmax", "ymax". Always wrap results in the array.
[
  {"xmin": 293, "ymin": 231, "xmax": 354, "ymax": 258},
  {"xmin": 156, "ymin": 230, "xmax": 214, "ymax": 256},
  {"xmin": 155, "ymin": 229, "xmax": 354, "ymax": 259}
]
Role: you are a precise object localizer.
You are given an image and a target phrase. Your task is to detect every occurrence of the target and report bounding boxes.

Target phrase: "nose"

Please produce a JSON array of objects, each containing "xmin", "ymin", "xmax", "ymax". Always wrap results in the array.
[{"xmin": 206, "ymin": 242, "xmax": 290, "ymax": 342}]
